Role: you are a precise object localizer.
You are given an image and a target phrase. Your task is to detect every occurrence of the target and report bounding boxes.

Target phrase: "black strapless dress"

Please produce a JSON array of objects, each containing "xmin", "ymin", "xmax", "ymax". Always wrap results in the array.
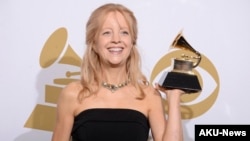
[{"xmin": 71, "ymin": 108, "xmax": 150, "ymax": 141}]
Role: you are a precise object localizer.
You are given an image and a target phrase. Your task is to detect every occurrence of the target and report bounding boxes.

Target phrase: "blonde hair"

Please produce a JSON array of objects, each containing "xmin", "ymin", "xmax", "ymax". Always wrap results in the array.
[{"xmin": 79, "ymin": 3, "xmax": 148, "ymax": 100}]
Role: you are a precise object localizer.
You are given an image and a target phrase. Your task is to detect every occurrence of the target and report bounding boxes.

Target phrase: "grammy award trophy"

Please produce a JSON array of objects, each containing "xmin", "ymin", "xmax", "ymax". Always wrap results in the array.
[{"xmin": 159, "ymin": 31, "xmax": 202, "ymax": 93}]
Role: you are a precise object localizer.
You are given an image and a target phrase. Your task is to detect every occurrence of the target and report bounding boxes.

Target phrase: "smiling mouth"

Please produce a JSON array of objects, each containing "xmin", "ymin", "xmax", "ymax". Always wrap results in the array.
[{"xmin": 108, "ymin": 47, "xmax": 123, "ymax": 53}]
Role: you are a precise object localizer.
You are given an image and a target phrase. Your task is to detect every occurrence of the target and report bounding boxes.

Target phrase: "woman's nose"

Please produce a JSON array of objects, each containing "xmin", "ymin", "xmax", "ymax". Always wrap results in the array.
[{"xmin": 111, "ymin": 32, "xmax": 121, "ymax": 43}]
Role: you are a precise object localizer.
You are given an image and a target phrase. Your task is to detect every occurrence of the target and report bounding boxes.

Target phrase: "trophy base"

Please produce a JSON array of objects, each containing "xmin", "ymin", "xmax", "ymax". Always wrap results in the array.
[{"xmin": 159, "ymin": 71, "xmax": 202, "ymax": 93}]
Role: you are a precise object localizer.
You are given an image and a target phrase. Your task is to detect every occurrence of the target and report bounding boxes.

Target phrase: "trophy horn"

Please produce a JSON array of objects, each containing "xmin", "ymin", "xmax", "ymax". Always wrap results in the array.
[{"xmin": 171, "ymin": 31, "xmax": 202, "ymax": 68}]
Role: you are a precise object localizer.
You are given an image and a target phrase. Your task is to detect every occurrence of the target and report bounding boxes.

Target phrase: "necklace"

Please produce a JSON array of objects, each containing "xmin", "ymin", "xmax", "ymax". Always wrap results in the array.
[{"xmin": 102, "ymin": 80, "xmax": 130, "ymax": 92}]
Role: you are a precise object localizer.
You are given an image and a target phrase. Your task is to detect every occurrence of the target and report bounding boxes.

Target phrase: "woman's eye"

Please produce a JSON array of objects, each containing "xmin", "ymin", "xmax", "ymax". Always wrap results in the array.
[
  {"xmin": 121, "ymin": 31, "xmax": 129, "ymax": 35},
  {"xmin": 103, "ymin": 31, "xmax": 111, "ymax": 35}
]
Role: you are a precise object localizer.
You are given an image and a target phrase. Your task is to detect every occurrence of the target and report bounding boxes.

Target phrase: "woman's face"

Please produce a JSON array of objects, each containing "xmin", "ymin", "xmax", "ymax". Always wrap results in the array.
[{"xmin": 95, "ymin": 11, "xmax": 133, "ymax": 67}]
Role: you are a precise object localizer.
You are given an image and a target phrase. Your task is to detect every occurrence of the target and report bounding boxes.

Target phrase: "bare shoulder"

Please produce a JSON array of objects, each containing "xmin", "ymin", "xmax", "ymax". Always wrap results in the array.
[
  {"xmin": 143, "ymin": 84, "xmax": 162, "ymax": 99},
  {"xmin": 63, "ymin": 80, "xmax": 82, "ymax": 94},
  {"xmin": 143, "ymin": 84, "xmax": 163, "ymax": 105},
  {"xmin": 58, "ymin": 80, "xmax": 82, "ymax": 103}
]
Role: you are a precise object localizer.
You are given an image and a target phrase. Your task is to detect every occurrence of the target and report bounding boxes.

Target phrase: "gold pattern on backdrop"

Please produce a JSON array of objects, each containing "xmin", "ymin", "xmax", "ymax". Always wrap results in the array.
[{"xmin": 24, "ymin": 28, "xmax": 81, "ymax": 131}]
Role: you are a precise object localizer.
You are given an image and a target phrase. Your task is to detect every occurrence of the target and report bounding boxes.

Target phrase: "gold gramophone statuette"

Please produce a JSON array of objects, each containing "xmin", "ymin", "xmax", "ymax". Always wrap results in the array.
[{"xmin": 159, "ymin": 31, "xmax": 202, "ymax": 93}]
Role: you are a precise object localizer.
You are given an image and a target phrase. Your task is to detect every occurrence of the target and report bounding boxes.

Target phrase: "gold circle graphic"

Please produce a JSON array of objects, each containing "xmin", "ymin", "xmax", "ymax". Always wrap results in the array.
[{"xmin": 150, "ymin": 50, "xmax": 220, "ymax": 119}]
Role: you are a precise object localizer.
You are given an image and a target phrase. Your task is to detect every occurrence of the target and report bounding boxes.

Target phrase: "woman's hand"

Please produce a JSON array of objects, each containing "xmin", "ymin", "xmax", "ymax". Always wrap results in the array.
[{"xmin": 154, "ymin": 83, "xmax": 185, "ymax": 97}]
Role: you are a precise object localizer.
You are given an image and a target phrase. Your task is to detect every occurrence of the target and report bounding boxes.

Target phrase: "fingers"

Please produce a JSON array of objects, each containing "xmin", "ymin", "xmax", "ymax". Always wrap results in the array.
[
  {"xmin": 154, "ymin": 83, "xmax": 166, "ymax": 92},
  {"xmin": 154, "ymin": 83, "xmax": 185, "ymax": 95}
]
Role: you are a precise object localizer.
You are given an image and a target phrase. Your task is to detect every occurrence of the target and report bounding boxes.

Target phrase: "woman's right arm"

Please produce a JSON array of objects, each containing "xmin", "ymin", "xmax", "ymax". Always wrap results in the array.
[{"xmin": 51, "ymin": 82, "xmax": 79, "ymax": 141}]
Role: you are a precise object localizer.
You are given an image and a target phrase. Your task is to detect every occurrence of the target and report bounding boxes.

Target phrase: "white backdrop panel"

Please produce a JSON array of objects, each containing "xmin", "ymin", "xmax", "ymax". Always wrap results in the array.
[{"xmin": 1, "ymin": 0, "xmax": 250, "ymax": 141}]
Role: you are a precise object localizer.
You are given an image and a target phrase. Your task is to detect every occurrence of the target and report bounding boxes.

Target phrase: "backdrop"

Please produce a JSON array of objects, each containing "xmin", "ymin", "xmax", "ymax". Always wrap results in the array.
[{"xmin": 1, "ymin": 0, "xmax": 250, "ymax": 141}]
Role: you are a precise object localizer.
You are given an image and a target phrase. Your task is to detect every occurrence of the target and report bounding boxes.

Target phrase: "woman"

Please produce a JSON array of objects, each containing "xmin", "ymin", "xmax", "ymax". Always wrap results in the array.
[{"xmin": 52, "ymin": 3, "xmax": 184, "ymax": 141}]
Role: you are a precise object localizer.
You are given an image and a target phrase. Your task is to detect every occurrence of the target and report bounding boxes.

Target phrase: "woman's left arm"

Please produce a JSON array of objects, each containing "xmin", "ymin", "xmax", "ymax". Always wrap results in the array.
[{"xmin": 154, "ymin": 84, "xmax": 184, "ymax": 141}]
